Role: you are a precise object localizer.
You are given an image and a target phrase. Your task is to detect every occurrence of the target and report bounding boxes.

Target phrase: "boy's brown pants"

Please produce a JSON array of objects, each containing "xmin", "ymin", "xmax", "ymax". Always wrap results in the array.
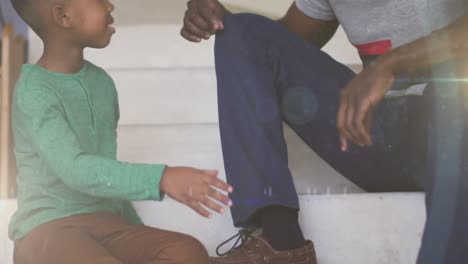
[{"xmin": 13, "ymin": 212, "xmax": 208, "ymax": 264}]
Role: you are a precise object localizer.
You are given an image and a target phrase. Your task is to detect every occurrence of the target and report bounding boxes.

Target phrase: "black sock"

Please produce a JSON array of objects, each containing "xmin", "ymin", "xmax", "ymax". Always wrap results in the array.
[{"xmin": 261, "ymin": 205, "xmax": 306, "ymax": 251}]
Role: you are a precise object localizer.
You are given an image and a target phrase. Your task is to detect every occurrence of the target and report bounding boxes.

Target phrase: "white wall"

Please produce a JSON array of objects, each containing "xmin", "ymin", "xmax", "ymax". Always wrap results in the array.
[{"xmin": 28, "ymin": 1, "xmax": 361, "ymax": 66}]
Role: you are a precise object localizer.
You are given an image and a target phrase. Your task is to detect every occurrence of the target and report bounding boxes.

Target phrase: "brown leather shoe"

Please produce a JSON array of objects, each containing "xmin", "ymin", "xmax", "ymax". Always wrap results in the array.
[{"xmin": 209, "ymin": 229, "xmax": 317, "ymax": 264}]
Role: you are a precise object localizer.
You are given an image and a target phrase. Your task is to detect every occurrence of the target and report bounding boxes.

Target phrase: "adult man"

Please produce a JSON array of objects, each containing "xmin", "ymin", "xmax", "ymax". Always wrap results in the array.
[{"xmin": 181, "ymin": 0, "xmax": 468, "ymax": 263}]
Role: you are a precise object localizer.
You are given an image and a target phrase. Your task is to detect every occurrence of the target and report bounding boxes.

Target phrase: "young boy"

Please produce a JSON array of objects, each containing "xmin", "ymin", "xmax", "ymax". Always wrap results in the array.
[{"xmin": 8, "ymin": 0, "xmax": 233, "ymax": 263}]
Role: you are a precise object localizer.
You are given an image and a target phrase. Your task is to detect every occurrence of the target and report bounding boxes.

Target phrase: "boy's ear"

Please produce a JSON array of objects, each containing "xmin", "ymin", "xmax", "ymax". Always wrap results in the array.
[{"xmin": 51, "ymin": 4, "xmax": 72, "ymax": 28}]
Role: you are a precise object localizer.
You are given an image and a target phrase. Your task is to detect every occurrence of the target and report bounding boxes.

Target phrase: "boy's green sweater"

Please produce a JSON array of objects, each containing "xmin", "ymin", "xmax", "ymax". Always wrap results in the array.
[{"xmin": 9, "ymin": 61, "xmax": 166, "ymax": 240}]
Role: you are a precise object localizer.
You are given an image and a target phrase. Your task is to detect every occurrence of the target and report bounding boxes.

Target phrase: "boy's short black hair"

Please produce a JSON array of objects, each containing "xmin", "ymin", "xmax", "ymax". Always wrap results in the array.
[{"xmin": 11, "ymin": 0, "xmax": 46, "ymax": 36}]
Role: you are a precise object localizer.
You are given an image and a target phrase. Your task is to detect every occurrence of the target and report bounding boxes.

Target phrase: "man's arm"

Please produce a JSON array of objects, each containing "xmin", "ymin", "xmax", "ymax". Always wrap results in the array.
[
  {"xmin": 380, "ymin": 13, "xmax": 468, "ymax": 79},
  {"xmin": 337, "ymin": 12, "xmax": 468, "ymax": 151},
  {"xmin": 181, "ymin": 0, "xmax": 339, "ymax": 49},
  {"xmin": 279, "ymin": 3, "xmax": 339, "ymax": 49}
]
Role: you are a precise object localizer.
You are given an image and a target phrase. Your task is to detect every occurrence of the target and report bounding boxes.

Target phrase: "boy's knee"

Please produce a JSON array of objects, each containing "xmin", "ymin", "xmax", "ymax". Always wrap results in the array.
[
  {"xmin": 177, "ymin": 235, "xmax": 209, "ymax": 264},
  {"xmin": 154, "ymin": 234, "xmax": 208, "ymax": 264}
]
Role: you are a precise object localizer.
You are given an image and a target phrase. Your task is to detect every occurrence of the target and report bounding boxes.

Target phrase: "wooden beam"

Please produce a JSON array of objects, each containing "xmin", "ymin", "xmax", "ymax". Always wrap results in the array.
[{"xmin": 1, "ymin": 24, "xmax": 24, "ymax": 199}]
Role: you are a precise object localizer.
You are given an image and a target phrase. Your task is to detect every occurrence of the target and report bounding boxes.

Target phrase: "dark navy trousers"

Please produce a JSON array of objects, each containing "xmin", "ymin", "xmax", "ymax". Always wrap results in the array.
[{"xmin": 215, "ymin": 14, "xmax": 467, "ymax": 263}]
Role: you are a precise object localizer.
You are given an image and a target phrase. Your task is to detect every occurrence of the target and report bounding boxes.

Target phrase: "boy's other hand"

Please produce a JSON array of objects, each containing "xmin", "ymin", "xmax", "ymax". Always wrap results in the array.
[
  {"xmin": 160, "ymin": 166, "xmax": 233, "ymax": 218},
  {"xmin": 181, "ymin": 0, "xmax": 227, "ymax": 42}
]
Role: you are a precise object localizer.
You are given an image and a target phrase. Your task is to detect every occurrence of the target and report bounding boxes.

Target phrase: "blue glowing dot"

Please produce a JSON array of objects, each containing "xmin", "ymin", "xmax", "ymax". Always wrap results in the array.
[{"xmin": 282, "ymin": 86, "xmax": 318, "ymax": 125}]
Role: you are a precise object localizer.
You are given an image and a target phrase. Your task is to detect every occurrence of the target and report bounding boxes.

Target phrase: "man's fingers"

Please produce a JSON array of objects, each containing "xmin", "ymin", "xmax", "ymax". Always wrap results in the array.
[
  {"xmin": 355, "ymin": 99, "xmax": 372, "ymax": 146},
  {"xmin": 347, "ymin": 98, "xmax": 364, "ymax": 145},
  {"xmin": 211, "ymin": 5, "xmax": 226, "ymax": 31},
  {"xmin": 364, "ymin": 107, "xmax": 374, "ymax": 145},
  {"xmin": 339, "ymin": 134, "xmax": 348, "ymax": 152},
  {"xmin": 186, "ymin": 12, "xmax": 212, "ymax": 37},
  {"xmin": 337, "ymin": 93, "xmax": 349, "ymax": 151},
  {"xmin": 180, "ymin": 28, "xmax": 201, "ymax": 42},
  {"xmin": 198, "ymin": 2, "xmax": 225, "ymax": 32},
  {"xmin": 183, "ymin": 15, "xmax": 212, "ymax": 40},
  {"xmin": 341, "ymin": 96, "xmax": 358, "ymax": 145}
]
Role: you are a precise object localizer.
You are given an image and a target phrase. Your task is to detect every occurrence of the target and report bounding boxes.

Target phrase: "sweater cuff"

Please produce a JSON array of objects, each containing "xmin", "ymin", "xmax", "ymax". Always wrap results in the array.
[
  {"xmin": 148, "ymin": 164, "xmax": 166, "ymax": 201},
  {"xmin": 134, "ymin": 164, "xmax": 166, "ymax": 201},
  {"xmin": 158, "ymin": 165, "xmax": 167, "ymax": 201}
]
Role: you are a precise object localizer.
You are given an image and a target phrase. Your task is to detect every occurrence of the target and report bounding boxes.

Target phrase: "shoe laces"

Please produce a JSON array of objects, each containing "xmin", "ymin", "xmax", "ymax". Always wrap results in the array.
[{"xmin": 216, "ymin": 228, "xmax": 256, "ymax": 257}]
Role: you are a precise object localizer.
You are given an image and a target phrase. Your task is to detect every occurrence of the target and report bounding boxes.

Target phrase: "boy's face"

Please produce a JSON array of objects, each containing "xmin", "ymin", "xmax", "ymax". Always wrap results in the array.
[{"xmin": 69, "ymin": 0, "xmax": 115, "ymax": 48}]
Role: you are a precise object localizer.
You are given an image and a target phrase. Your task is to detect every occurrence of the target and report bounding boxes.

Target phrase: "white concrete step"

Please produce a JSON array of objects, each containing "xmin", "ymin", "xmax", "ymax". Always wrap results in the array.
[
  {"xmin": 108, "ymin": 68, "xmax": 218, "ymax": 125},
  {"xmin": 116, "ymin": 124, "xmax": 363, "ymax": 195},
  {"xmin": 104, "ymin": 65, "xmax": 358, "ymax": 125},
  {"xmin": 0, "ymin": 193, "xmax": 425, "ymax": 264},
  {"xmin": 27, "ymin": 24, "xmax": 361, "ymax": 126},
  {"xmin": 97, "ymin": 64, "xmax": 361, "ymax": 125}
]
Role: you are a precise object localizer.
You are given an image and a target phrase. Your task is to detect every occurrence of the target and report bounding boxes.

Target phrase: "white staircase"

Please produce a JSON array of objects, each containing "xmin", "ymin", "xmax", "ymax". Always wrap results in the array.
[{"xmin": 0, "ymin": 1, "xmax": 426, "ymax": 263}]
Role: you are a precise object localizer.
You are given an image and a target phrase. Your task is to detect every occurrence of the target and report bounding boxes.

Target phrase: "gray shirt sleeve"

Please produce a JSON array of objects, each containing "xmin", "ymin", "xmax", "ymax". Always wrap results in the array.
[{"xmin": 295, "ymin": 0, "xmax": 336, "ymax": 21}]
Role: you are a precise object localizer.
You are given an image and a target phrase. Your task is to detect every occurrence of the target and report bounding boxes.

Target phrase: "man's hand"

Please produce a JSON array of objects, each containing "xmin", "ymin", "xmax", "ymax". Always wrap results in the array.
[
  {"xmin": 160, "ymin": 166, "xmax": 233, "ymax": 218},
  {"xmin": 181, "ymin": 0, "xmax": 227, "ymax": 42},
  {"xmin": 337, "ymin": 60, "xmax": 396, "ymax": 152}
]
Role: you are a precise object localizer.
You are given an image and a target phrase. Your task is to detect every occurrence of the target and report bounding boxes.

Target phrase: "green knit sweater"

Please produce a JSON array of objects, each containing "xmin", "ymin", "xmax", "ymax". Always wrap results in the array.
[{"xmin": 9, "ymin": 61, "xmax": 166, "ymax": 240}]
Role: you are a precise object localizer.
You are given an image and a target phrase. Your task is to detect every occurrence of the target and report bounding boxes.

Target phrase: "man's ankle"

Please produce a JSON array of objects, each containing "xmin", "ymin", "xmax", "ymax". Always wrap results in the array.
[{"xmin": 261, "ymin": 205, "xmax": 306, "ymax": 251}]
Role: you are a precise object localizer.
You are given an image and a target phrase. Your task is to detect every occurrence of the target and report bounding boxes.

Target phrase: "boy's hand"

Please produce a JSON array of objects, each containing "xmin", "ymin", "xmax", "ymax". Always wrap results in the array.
[
  {"xmin": 181, "ymin": 0, "xmax": 227, "ymax": 42},
  {"xmin": 160, "ymin": 166, "xmax": 233, "ymax": 218}
]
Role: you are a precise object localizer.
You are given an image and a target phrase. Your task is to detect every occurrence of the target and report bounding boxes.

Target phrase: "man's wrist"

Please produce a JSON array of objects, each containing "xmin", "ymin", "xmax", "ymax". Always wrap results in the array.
[
  {"xmin": 373, "ymin": 51, "xmax": 399, "ymax": 76},
  {"xmin": 366, "ymin": 55, "xmax": 397, "ymax": 91}
]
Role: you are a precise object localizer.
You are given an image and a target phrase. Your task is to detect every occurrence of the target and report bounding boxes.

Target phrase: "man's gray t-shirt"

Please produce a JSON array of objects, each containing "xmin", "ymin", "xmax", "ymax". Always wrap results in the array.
[{"xmin": 295, "ymin": 0, "xmax": 467, "ymax": 96}]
